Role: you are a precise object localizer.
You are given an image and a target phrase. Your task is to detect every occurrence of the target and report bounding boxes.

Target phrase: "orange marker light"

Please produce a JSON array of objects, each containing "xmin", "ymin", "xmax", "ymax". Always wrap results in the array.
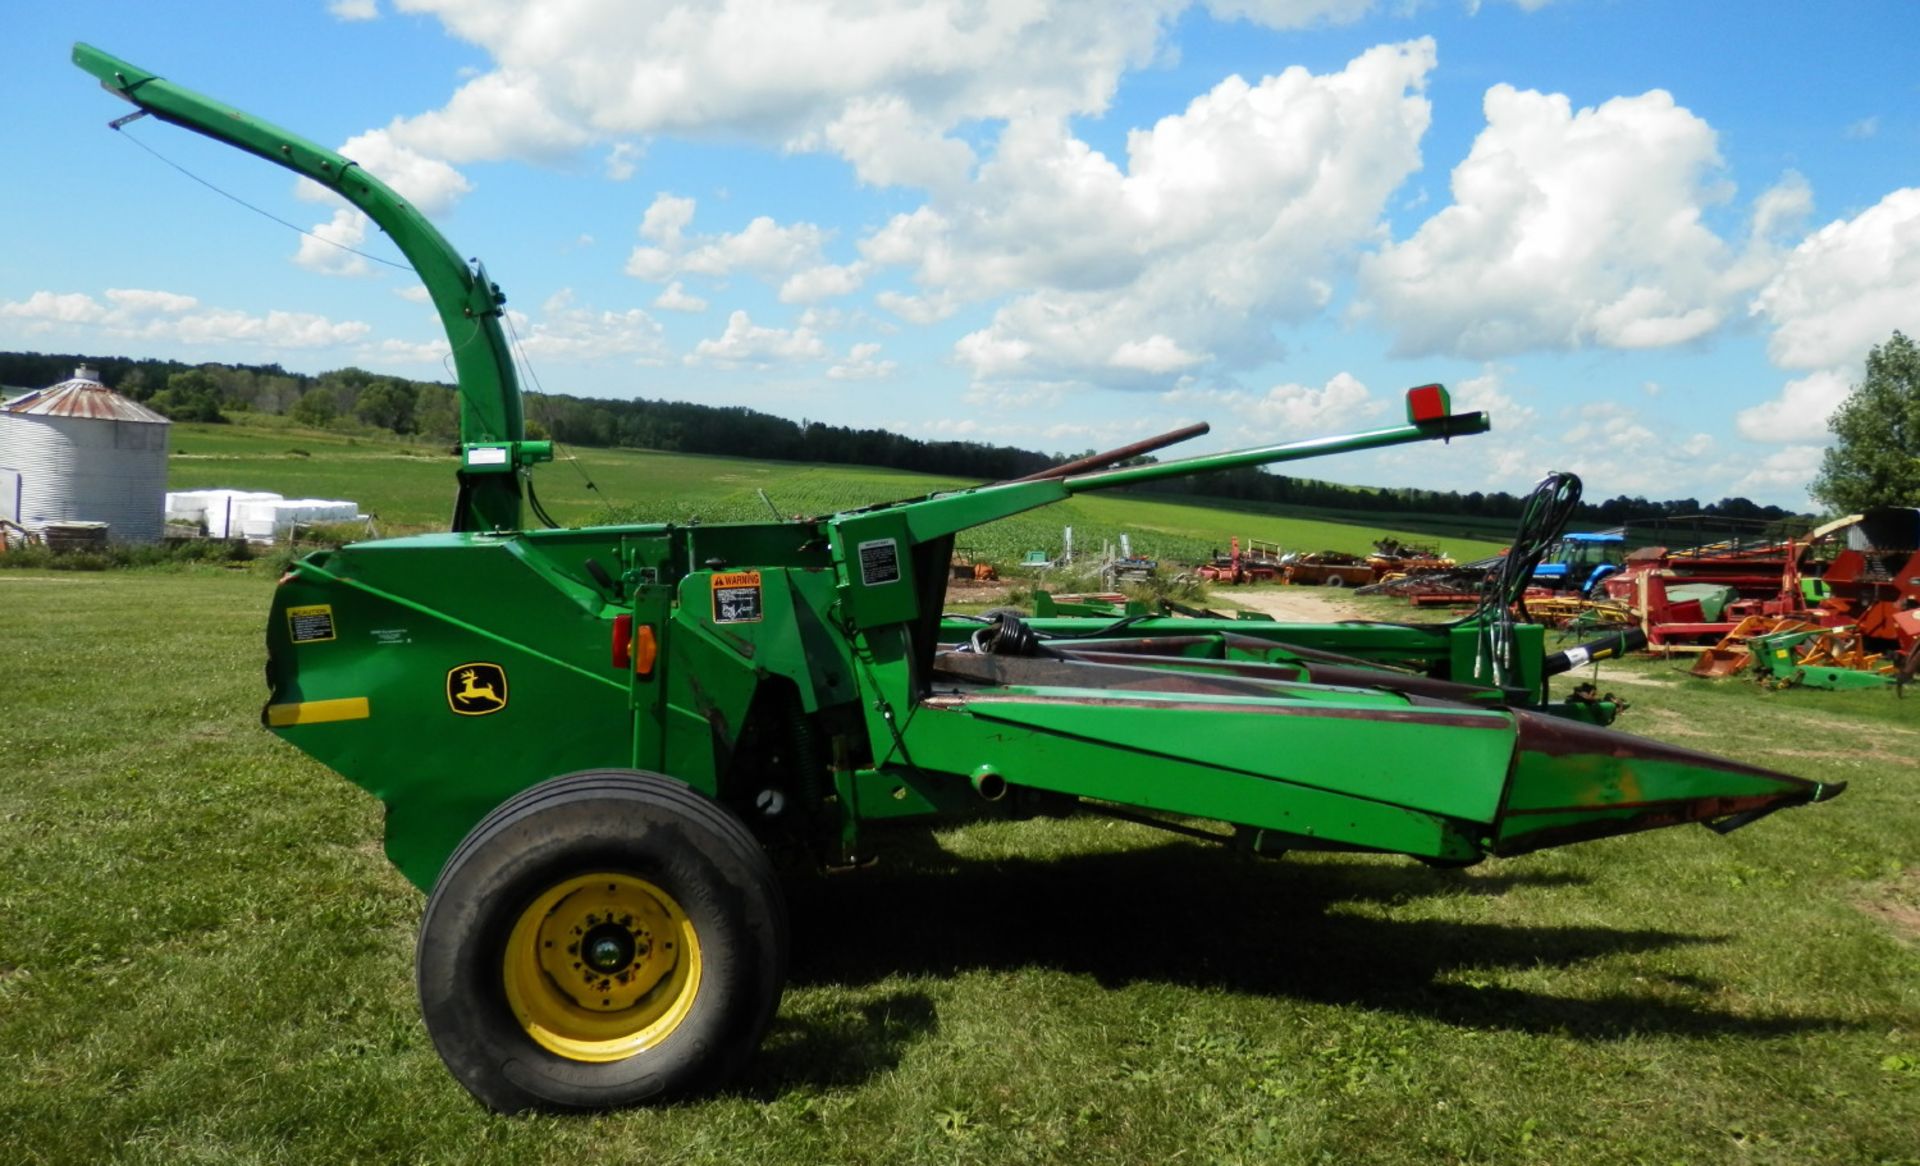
[{"xmin": 633, "ymin": 624, "xmax": 658, "ymax": 677}]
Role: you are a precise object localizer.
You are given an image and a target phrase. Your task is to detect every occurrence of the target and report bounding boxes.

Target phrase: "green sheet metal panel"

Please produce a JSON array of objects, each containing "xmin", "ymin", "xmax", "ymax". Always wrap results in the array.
[
  {"xmin": 901, "ymin": 683, "xmax": 1518, "ymax": 843},
  {"xmin": 264, "ymin": 546, "xmax": 631, "ymax": 889},
  {"xmin": 829, "ymin": 511, "xmax": 920, "ymax": 629},
  {"xmin": 901, "ymin": 695, "xmax": 1489, "ymax": 860},
  {"xmin": 1493, "ymin": 711, "xmax": 1833, "ymax": 854}
]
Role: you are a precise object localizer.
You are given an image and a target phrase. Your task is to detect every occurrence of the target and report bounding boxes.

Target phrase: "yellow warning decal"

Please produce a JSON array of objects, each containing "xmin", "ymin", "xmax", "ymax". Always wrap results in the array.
[
  {"xmin": 711, "ymin": 571, "xmax": 764, "ymax": 624},
  {"xmin": 287, "ymin": 604, "xmax": 337, "ymax": 643},
  {"xmin": 266, "ymin": 697, "xmax": 370, "ymax": 727}
]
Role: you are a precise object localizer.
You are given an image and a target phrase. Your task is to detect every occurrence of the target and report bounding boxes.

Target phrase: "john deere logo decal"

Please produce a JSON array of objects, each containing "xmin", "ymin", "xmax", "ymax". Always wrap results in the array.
[{"xmin": 447, "ymin": 662, "xmax": 508, "ymax": 716}]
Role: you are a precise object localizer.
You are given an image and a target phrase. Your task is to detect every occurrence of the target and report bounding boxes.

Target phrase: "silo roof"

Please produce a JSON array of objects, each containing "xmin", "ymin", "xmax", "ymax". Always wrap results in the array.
[{"xmin": 0, "ymin": 371, "xmax": 170, "ymax": 424}]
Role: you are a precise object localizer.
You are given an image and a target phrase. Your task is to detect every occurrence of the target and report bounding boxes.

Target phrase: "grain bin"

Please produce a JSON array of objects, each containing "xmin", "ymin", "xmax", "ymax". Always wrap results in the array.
[{"xmin": 0, "ymin": 366, "xmax": 171, "ymax": 543}]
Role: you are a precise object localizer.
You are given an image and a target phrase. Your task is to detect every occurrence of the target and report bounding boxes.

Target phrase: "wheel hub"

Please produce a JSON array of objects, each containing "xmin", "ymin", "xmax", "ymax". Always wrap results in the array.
[
  {"xmin": 502, "ymin": 873, "xmax": 703, "ymax": 1062},
  {"xmin": 582, "ymin": 922, "xmax": 637, "ymax": 974}
]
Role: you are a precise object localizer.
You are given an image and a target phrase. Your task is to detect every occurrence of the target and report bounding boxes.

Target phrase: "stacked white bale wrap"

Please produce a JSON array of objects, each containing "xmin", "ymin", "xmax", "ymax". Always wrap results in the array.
[
  {"xmin": 239, "ymin": 497, "xmax": 360, "ymax": 543},
  {"xmin": 163, "ymin": 490, "xmax": 210, "ymax": 528},
  {"xmin": 163, "ymin": 489, "xmax": 359, "ymax": 542},
  {"xmin": 167, "ymin": 489, "xmax": 284, "ymax": 537}
]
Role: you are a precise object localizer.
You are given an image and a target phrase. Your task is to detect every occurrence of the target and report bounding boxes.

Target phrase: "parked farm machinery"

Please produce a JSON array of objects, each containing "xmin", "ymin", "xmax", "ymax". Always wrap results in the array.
[
  {"xmin": 77, "ymin": 44, "xmax": 1845, "ymax": 1114},
  {"xmin": 1278, "ymin": 548, "xmax": 1376, "ymax": 587},
  {"xmin": 1196, "ymin": 536, "xmax": 1284, "ymax": 583},
  {"xmin": 1680, "ymin": 508, "xmax": 1920, "ymax": 686}
]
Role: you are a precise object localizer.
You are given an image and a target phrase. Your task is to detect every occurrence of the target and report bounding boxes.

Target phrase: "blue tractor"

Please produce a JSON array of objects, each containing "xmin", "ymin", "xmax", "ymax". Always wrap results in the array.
[{"xmin": 1530, "ymin": 531, "xmax": 1626, "ymax": 596}]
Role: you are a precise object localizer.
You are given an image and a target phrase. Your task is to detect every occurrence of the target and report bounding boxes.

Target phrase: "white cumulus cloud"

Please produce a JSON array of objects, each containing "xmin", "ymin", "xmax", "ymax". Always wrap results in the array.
[
  {"xmin": 1731, "ymin": 444, "xmax": 1824, "ymax": 502},
  {"xmin": 1740, "ymin": 187, "xmax": 1920, "ymax": 443},
  {"xmin": 381, "ymin": 72, "xmax": 593, "ymax": 166},
  {"xmin": 878, "ymin": 40, "xmax": 1437, "ymax": 384},
  {"xmin": 626, "ymin": 197, "xmax": 830, "ymax": 284},
  {"xmin": 1203, "ymin": 0, "xmax": 1376, "ymax": 26},
  {"xmin": 687, "ymin": 310, "xmax": 828, "ymax": 367},
  {"xmin": 1359, "ymin": 84, "xmax": 1767, "ymax": 358},
  {"xmin": 874, "ymin": 289, "xmax": 960, "ymax": 325},
  {"xmin": 651, "ymin": 282, "xmax": 709, "ymax": 313},
  {"xmin": 371, "ymin": 337, "xmax": 453, "ymax": 364},
  {"xmin": 0, "ymin": 288, "xmax": 369, "ymax": 348},
  {"xmin": 1110, "ymin": 336, "xmax": 1208, "ymax": 374},
  {"xmin": 827, "ymin": 342, "xmax": 897, "ymax": 381},
  {"xmin": 293, "ymin": 208, "xmax": 374, "ymax": 277},
  {"xmin": 292, "ymin": 129, "xmax": 475, "ymax": 276},
  {"xmin": 780, "ymin": 263, "xmax": 869, "ymax": 305},
  {"xmin": 103, "ymin": 288, "xmax": 198, "ymax": 314},
  {"xmin": 1163, "ymin": 371, "xmax": 1382, "ymax": 439},
  {"xmin": 390, "ymin": 0, "xmax": 1178, "ymax": 149},
  {"xmin": 1750, "ymin": 188, "xmax": 1920, "ymax": 373},
  {"xmin": 1734, "ymin": 369, "xmax": 1852, "ymax": 443},
  {"xmin": 0, "ymin": 290, "xmax": 111, "ymax": 326},
  {"xmin": 504, "ymin": 297, "xmax": 670, "ymax": 364},
  {"xmin": 816, "ymin": 96, "xmax": 978, "ymax": 192}
]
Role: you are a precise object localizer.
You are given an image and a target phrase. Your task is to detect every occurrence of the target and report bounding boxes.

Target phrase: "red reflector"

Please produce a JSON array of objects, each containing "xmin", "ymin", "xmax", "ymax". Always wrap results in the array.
[
  {"xmin": 1406, "ymin": 383, "xmax": 1450, "ymax": 423},
  {"xmin": 612, "ymin": 614, "xmax": 633, "ymax": 669}
]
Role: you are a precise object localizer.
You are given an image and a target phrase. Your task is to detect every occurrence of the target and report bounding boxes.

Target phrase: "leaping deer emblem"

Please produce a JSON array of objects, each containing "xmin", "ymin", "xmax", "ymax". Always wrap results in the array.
[{"xmin": 448, "ymin": 664, "xmax": 507, "ymax": 714}]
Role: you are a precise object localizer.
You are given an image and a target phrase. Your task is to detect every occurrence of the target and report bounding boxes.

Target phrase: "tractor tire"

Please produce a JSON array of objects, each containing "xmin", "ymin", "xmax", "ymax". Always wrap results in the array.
[{"xmin": 416, "ymin": 770, "xmax": 788, "ymax": 1113}]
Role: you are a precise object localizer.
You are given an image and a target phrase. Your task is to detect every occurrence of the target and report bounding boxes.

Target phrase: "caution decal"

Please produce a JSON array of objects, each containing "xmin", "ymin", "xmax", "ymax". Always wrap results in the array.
[
  {"xmin": 711, "ymin": 571, "xmax": 764, "ymax": 624},
  {"xmin": 287, "ymin": 604, "xmax": 337, "ymax": 644}
]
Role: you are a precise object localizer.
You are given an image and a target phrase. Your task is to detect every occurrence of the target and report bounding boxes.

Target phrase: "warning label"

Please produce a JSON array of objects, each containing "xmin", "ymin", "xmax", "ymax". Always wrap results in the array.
[
  {"xmin": 858, "ymin": 538, "xmax": 901, "ymax": 586},
  {"xmin": 711, "ymin": 571, "xmax": 764, "ymax": 624},
  {"xmin": 287, "ymin": 604, "xmax": 336, "ymax": 644}
]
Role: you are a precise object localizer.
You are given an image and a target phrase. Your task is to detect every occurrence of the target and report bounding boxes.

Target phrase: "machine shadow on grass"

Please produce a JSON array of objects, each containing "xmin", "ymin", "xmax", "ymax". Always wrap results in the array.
[
  {"xmin": 743, "ymin": 989, "xmax": 942, "ymax": 1097},
  {"xmin": 778, "ymin": 833, "xmax": 1854, "ymax": 1050}
]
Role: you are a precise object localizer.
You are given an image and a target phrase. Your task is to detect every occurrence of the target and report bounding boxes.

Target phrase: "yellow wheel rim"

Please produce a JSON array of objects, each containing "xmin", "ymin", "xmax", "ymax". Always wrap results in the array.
[{"xmin": 502, "ymin": 873, "xmax": 703, "ymax": 1062}]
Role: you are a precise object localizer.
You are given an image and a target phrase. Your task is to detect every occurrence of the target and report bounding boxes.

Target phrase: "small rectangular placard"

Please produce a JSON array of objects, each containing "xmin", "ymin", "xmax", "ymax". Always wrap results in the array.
[
  {"xmin": 466, "ymin": 445, "xmax": 509, "ymax": 466},
  {"xmin": 858, "ymin": 538, "xmax": 901, "ymax": 586},
  {"xmin": 287, "ymin": 604, "xmax": 336, "ymax": 644},
  {"xmin": 711, "ymin": 571, "xmax": 764, "ymax": 624}
]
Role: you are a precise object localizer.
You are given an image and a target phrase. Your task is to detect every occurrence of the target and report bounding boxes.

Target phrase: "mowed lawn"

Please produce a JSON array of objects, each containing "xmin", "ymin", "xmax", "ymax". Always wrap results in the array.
[{"xmin": 0, "ymin": 565, "xmax": 1915, "ymax": 1164}]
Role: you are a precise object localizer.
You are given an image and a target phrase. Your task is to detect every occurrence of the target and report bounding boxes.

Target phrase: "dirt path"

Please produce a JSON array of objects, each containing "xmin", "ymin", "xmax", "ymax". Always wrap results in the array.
[{"xmin": 1220, "ymin": 584, "xmax": 1373, "ymax": 623}]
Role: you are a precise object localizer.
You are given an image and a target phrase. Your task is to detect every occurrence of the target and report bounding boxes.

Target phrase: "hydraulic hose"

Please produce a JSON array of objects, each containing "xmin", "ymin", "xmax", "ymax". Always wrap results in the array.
[
  {"xmin": 1543, "ymin": 627, "xmax": 1648, "ymax": 676},
  {"xmin": 1456, "ymin": 471, "xmax": 1583, "ymax": 687}
]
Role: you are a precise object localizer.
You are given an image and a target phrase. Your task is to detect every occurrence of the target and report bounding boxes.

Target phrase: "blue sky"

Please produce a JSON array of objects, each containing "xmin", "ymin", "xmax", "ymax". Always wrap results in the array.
[{"xmin": 5, "ymin": 1, "xmax": 1915, "ymax": 509}]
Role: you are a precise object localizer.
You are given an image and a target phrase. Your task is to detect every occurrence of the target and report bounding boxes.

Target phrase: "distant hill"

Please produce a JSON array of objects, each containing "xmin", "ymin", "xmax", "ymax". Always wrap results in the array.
[{"xmin": 2, "ymin": 349, "xmax": 1810, "ymax": 532}]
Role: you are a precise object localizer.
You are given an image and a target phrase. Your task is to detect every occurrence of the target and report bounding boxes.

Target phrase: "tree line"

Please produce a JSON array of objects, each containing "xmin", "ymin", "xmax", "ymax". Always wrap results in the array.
[{"xmin": 2, "ymin": 350, "xmax": 1809, "ymax": 527}]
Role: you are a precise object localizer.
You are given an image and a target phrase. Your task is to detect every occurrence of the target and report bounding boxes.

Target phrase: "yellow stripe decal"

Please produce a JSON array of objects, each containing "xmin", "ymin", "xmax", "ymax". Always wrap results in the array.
[{"xmin": 267, "ymin": 697, "xmax": 371, "ymax": 727}]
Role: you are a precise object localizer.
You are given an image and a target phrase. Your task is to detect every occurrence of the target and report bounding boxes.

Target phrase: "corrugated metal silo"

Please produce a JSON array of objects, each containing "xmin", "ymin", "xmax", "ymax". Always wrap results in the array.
[{"xmin": 0, "ymin": 366, "xmax": 172, "ymax": 543}]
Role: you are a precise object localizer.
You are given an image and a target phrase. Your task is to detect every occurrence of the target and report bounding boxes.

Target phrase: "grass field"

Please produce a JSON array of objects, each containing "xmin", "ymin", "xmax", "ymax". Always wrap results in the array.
[
  {"xmin": 1, "ymin": 567, "xmax": 1914, "ymax": 1165},
  {"xmin": 163, "ymin": 419, "xmax": 1513, "ymax": 565}
]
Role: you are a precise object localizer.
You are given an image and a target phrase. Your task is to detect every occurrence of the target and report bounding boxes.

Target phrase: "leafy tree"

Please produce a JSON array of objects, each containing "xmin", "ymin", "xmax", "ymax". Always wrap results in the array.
[
  {"xmin": 147, "ymin": 369, "xmax": 227, "ymax": 423},
  {"xmin": 413, "ymin": 385, "xmax": 459, "ymax": 441},
  {"xmin": 1812, "ymin": 331, "xmax": 1920, "ymax": 513},
  {"xmin": 353, "ymin": 378, "xmax": 416, "ymax": 433},
  {"xmin": 290, "ymin": 388, "xmax": 337, "ymax": 428},
  {"xmin": 320, "ymin": 366, "xmax": 380, "ymax": 392},
  {"xmin": 252, "ymin": 373, "xmax": 304, "ymax": 415}
]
